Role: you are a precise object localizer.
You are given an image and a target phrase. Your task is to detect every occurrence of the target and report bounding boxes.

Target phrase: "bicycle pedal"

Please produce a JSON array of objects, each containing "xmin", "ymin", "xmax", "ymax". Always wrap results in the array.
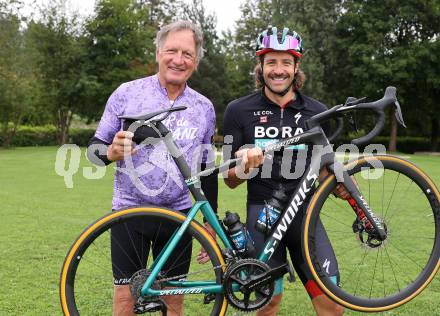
[
  {"xmin": 204, "ymin": 293, "xmax": 216, "ymax": 304},
  {"xmin": 133, "ymin": 298, "xmax": 167, "ymax": 314}
]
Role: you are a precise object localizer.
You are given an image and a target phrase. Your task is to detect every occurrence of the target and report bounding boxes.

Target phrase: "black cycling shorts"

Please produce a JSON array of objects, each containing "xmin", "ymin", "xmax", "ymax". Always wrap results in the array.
[
  {"xmin": 111, "ymin": 208, "xmax": 192, "ymax": 285},
  {"xmin": 246, "ymin": 203, "xmax": 340, "ymax": 298}
]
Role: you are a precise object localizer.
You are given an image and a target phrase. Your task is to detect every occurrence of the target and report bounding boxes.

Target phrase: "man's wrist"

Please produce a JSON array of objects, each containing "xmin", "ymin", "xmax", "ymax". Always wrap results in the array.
[
  {"xmin": 106, "ymin": 144, "xmax": 115, "ymax": 162},
  {"xmin": 87, "ymin": 137, "xmax": 113, "ymax": 166}
]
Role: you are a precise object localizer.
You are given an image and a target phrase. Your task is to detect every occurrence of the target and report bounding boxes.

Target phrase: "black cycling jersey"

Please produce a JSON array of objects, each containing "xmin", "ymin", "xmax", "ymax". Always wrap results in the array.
[{"xmin": 223, "ymin": 89, "xmax": 329, "ymax": 203}]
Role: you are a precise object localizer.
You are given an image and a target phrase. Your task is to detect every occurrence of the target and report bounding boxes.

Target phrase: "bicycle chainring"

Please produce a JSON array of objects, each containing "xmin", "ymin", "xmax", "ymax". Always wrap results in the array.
[{"xmin": 223, "ymin": 259, "xmax": 274, "ymax": 312}]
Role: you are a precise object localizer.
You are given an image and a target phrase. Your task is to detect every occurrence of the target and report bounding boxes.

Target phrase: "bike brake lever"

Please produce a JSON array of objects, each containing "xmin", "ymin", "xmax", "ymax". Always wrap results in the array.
[
  {"xmin": 346, "ymin": 96, "xmax": 367, "ymax": 107},
  {"xmin": 394, "ymin": 100, "xmax": 406, "ymax": 128}
]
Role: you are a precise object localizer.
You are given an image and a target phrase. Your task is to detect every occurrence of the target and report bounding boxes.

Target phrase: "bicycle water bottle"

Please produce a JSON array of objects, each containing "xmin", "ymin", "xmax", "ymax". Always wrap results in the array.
[
  {"xmin": 255, "ymin": 184, "xmax": 289, "ymax": 234},
  {"xmin": 223, "ymin": 211, "xmax": 256, "ymax": 258}
]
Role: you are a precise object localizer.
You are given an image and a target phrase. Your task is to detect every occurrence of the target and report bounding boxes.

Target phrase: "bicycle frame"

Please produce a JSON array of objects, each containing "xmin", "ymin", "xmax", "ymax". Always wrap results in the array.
[{"xmin": 139, "ymin": 120, "xmax": 387, "ymax": 298}]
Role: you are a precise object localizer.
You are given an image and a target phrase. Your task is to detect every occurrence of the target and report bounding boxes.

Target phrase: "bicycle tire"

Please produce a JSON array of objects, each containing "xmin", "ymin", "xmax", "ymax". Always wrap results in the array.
[
  {"xmin": 60, "ymin": 206, "xmax": 228, "ymax": 315},
  {"xmin": 303, "ymin": 155, "xmax": 440, "ymax": 312}
]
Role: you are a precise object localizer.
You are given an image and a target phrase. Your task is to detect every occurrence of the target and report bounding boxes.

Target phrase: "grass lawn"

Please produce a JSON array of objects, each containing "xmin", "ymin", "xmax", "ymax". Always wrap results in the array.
[{"xmin": 0, "ymin": 147, "xmax": 439, "ymax": 315}]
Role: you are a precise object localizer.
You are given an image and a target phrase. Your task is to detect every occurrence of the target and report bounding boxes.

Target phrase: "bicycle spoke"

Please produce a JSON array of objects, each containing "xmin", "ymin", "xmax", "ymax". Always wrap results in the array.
[
  {"xmin": 387, "ymin": 204, "xmax": 432, "ymax": 228},
  {"xmin": 110, "ymin": 228, "xmax": 141, "ymax": 272},
  {"xmin": 384, "ymin": 246, "xmax": 401, "ymax": 292},
  {"xmin": 381, "ymin": 169, "xmax": 385, "ymax": 218},
  {"xmin": 380, "ymin": 248, "xmax": 385, "ymax": 297},
  {"xmin": 388, "ymin": 242, "xmax": 426, "ymax": 271},
  {"xmin": 346, "ymin": 248, "xmax": 369, "ymax": 294},
  {"xmin": 368, "ymin": 168, "xmax": 371, "ymax": 203},
  {"xmin": 369, "ymin": 248, "xmax": 380, "ymax": 298},
  {"xmin": 383, "ymin": 172, "xmax": 400, "ymax": 219},
  {"xmin": 383, "ymin": 179, "xmax": 414, "ymax": 224},
  {"xmin": 124, "ymin": 222, "xmax": 144, "ymax": 267},
  {"xmin": 149, "ymin": 221, "xmax": 163, "ymax": 268},
  {"xmin": 327, "ymin": 196, "xmax": 355, "ymax": 217},
  {"xmin": 78, "ymin": 241, "xmax": 115, "ymax": 276},
  {"xmin": 163, "ymin": 234, "xmax": 193, "ymax": 276},
  {"xmin": 165, "ymin": 236, "xmax": 192, "ymax": 275},
  {"xmin": 320, "ymin": 211, "xmax": 352, "ymax": 229}
]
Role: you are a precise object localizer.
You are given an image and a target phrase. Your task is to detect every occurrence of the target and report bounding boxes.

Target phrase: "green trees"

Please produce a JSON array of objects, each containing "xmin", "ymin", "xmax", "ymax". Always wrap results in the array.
[
  {"xmin": 228, "ymin": 0, "xmax": 439, "ymax": 150},
  {"xmin": 83, "ymin": 0, "xmax": 157, "ymax": 122},
  {"xmin": 27, "ymin": 4, "xmax": 89, "ymax": 144},
  {"xmin": 331, "ymin": 0, "xmax": 440, "ymax": 150},
  {"xmin": 184, "ymin": 0, "xmax": 229, "ymax": 127},
  {"xmin": 0, "ymin": 1, "xmax": 37, "ymax": 147},
  {"xmin": 0, "ymin": 0, "xmax": 438, "ymax": 150}
]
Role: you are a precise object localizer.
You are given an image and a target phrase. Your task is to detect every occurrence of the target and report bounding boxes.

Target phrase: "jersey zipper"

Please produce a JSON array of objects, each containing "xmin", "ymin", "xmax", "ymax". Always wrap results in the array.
[{"xmin": 280, "ymin": 108, "xmax": 284, "ymax": 126}]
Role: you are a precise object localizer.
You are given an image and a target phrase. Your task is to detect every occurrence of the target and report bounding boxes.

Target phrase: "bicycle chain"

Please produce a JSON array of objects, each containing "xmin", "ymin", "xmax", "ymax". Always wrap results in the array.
[
  {"xmin": 155, "ymin": 248, "xmax": 239, "ymax": 283},
  {"xmin": 156, "ymin": 263, "xmax": 227, "ymax": 284}
]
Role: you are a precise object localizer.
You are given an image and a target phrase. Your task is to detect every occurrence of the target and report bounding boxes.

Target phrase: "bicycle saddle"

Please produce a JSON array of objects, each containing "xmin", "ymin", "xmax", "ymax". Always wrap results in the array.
[
  {"xmin": 119, "ymin": 106, "xmax": 187, "ymax": 122},
  {"xmin": 119, "ymin": 106, "xmax": 187, "ymax": 144}
]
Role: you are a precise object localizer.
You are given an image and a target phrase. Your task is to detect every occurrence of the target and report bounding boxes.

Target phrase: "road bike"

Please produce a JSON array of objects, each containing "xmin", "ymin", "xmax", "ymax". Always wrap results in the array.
[{"xmin": 60, "ymin": 87, "xmax": 440, "ymax": 315}]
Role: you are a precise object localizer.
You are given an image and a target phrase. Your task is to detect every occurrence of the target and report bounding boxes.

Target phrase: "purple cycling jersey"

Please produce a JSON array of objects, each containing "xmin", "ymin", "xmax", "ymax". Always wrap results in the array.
[{"xmin": 95, "ymin": 74, "xmax": 216, "ymax": 211}]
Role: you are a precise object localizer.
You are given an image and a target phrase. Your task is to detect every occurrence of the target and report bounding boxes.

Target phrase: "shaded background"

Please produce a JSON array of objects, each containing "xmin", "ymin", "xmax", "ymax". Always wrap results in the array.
[{"xmin": 0, "ymin": 0, "xmax": 439, "ymax": 151}]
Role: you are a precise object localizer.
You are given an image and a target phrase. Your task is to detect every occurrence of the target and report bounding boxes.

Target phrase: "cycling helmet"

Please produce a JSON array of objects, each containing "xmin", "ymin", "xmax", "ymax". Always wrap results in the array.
[{"xmin": 256, "ymin": 26, "xmax": 303, "ymax": 58}]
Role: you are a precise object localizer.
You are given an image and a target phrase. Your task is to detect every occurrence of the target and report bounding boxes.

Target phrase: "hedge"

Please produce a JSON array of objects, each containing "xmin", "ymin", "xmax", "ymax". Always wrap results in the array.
[
  {"xmin": 0, "ymin": 125, "xmax": 95, "ymax": 147},
  {"xmin": 334, "ymin": 136, "xmax": 431, "ymax": 153}
]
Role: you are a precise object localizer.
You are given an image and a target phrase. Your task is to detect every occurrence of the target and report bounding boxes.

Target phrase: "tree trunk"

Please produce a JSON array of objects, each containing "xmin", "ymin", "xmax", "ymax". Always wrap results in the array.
[
  {"xmin": 2, "ymin": 123, "xmax": 11, "ymax": 148},
  {"xmin": 57, "ymin": 108, "xmax": 73, "ymax": 145},
  {"xmin": 431, "ymin": 117, "xmax": 439, "ymax": 152},
  {"xmin": 389, "ymin": 107, "xmax": 397, "ymax": 152},
  {"xmin": 1, "ymin": 111, "xmax": 22, "ymax": 148}
]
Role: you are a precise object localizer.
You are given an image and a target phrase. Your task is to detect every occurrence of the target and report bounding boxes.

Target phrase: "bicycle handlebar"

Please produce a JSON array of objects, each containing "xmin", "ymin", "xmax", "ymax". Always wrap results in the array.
[
  {"xmin": 327, "ymin": 117, "xmax": 344, "ymax": 143},
  {"xmin": 199, "ymin": 87, "xmax": 406, "ymax": 180},
  {"xmin": 307, "ymin": 86, "xmax": 406, "ymax": 147},
  {"xmin": 347, "ymin": 87, "xmax": 405, "ymax": 146}
]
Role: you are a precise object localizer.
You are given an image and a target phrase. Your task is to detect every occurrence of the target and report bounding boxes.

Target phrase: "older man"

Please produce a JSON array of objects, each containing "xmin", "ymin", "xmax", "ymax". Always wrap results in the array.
[{"xmin": 87, "ymin": 20, "xmax": 217, "ymax": 315}]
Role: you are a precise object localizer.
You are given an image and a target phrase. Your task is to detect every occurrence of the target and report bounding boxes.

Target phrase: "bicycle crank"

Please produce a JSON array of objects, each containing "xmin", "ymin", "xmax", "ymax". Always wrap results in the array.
[{"xmin": 223, "ymin": 259, "xmax": 287, "ymax": 312}]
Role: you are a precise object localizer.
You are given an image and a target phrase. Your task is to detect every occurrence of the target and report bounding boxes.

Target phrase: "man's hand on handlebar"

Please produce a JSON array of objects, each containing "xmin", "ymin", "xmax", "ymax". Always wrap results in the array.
[
  {"xmin": 334, "ymin": 183, "xmax": 351, "ymax": 200},
  {"xmin": 107, "ymin": 131, "xmax": 138, "ymax": 162},
  {"xmin": 320, "ymin": 167, "xmax": 351, "ymax": 200},
  {"xmin": 235, "ymin": 147, "xmax": 264, "ymax": 173}
]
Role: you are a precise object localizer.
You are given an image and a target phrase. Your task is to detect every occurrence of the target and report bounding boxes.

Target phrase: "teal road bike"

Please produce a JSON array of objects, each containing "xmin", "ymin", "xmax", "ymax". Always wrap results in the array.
[{"xmin": 60, "ymin": 87, "xmax": 440, "ymax": 315}]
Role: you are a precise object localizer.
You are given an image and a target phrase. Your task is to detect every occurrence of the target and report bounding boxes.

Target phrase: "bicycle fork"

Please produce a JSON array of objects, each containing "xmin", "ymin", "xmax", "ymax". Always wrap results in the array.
[{"xmin": 330, "ymin": 162, "xmax": 388, "ymax": 244}]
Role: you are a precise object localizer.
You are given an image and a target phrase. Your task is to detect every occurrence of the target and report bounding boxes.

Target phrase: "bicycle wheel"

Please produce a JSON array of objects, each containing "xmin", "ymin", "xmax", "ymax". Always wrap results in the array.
[
  {"xmin": 303, "ymin": 155, "xmax": 440, "ymax": 312},
  {"xmin": 60, "ymin": 206, "xmax": 228, "ymax": 315}
]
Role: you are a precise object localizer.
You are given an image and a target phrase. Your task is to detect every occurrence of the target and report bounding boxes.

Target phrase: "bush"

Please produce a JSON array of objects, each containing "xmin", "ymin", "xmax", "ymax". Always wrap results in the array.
[
  {"xmin": 335, "ymin": 136, "xmax": 431, "ymax": 153},
  {"xmin": 0, "ymin": 125, "xmax": 95, "ymax": 147},
  {"xmin": 69, "ymin": 128, "xmax": 95, "ymax": 146}
]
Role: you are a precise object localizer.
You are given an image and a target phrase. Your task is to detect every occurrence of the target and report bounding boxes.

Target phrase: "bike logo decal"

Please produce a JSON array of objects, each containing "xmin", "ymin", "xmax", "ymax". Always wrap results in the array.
[
  {"xmin": 323, "ymin": 258, "xmax": 331, "ymax": 274},
  {"xmin": 263, "ymin": 137, "xmax": 301, "ymax": 153},
  {"xmin": 185, "ymin": 176, "xmax": 200, "ymax": 186},
  {"xmin": 358, "ymin": 195, "xmax": 383, "ymax": 230},
  {"xmin": 253, "ymin": 110, "xmax": 274, "ymax": 116},
  {"xmin": 294, "ymin": 113, "xmax": 302, "ymax": 125},
  {"xmin": 254, "ymin": 126, "xmax": 304, "ymax": 138},
  {"xmin": 264, "ymin": 169, "xmax": 318, "ymax": 258},
  {"xmin": 255, "ymin": 139, "xmax": 305, "ymax": 150},
  {"xmin": 158, "ymin": 288, "xmax": 202, "ymax": 295}
]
